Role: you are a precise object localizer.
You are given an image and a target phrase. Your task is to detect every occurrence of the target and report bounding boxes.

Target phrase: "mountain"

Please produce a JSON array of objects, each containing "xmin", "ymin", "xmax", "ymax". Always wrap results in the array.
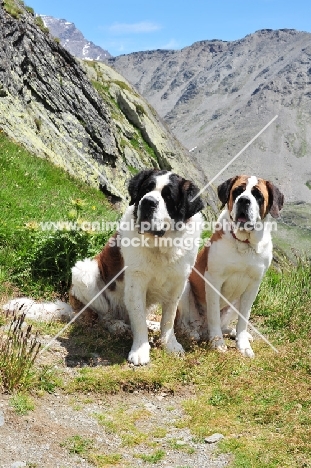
[
  {"xmin": 0, "ymin": 2, "xmax": 212, "ymax": 207},
  {"xmin": 40, "ymin": 15, "xmax": 111, "ymax": 61},
  {"xmin": 109, "ymin": 29, "xmax": 311, "ymax": 204}
]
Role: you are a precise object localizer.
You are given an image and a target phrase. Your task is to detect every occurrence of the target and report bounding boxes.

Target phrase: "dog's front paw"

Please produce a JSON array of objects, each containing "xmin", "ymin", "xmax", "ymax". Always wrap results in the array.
[
  {"xmin": 164, "ymin": 337, "xmax": 185, "ymax": 355},
  {"xmin": 236, "ymin": 331, "xmax": 254, "ymax": 358},
  {"xmin": 128, "ymin": 342, "xmax": 150, "ymax": 365},
  {"xmin": 209, "ymin": 335, "xmax": 227, "ymax": 353}
]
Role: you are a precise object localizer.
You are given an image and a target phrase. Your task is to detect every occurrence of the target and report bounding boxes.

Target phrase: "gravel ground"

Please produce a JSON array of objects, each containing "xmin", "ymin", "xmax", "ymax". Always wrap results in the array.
[{"xmin": 0, "ymin": 389, "xmax": 230, "ymax": 468}]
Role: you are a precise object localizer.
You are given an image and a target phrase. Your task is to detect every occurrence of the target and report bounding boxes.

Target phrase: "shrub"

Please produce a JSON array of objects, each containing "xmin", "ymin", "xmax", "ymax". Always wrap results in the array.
[
  {"xmin": 0, "ymin": 312, "xmax": 41, "ymax": 392},
  {"xmin": 3, "ymin": 0, "xmax": 22, "ymax": 19},
  {"xmin": 11, "ymin": 228, "xmax": 110, "ymax": 297},
  {"xmin": 25, "ymin": 5, "xmax": 34, "ymax": 15},
  {"xmin": 34, "ymin": 16, "xmax": 49, "ymax": 34}
]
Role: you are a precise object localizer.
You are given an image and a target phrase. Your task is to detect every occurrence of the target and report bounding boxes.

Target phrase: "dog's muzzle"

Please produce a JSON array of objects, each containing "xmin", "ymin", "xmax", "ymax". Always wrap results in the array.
[
  {"xmin": 137, "ymin": 196, "xmax": 166, "ymax": 237},
  {"xmin": 235, "ymin": 197, "xmax": 253, "ymax": 227}
]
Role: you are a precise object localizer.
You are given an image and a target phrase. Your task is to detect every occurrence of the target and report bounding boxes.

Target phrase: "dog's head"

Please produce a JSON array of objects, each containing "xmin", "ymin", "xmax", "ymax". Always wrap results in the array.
[
  {"xmin": 217, "ymin": 175, "xmax": 284, "ymax": 229},
  {"xmin": 128, "ymin": 169, "xmax": 204, "ymax": 236}
]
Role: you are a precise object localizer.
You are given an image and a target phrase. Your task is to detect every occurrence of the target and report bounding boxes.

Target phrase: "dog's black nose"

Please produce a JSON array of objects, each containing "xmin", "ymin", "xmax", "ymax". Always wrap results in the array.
[{"xmin": 141, "ymin": 196, "xmax": 158, "ymax": 210}]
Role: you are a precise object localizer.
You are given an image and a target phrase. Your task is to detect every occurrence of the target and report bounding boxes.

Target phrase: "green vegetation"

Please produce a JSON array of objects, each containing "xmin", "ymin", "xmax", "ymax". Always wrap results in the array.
[
  {"xmin": 34, "ymin": 16, "xmax": 49, "ymax": 34},
  {"xmin": 3, "ymin": 0, "xmax": 22, "ymax": 18},
  {"xmin": 112, "ymin": 80, "xmax": 133, "ymax": 94},
  {"xmin": 0, "ymin": 131, "xmax": 118, "ymax": 298},
  {"xmin": 135, "ymin": 103, "xmax": 146, "ymax": 116},
  {"xmin": 25, "ymin": 5, "xmax": 34, "ymax": 15},
  {"xmin": 61, "ymin": 435, "xmax": 123, "ymax": 466},
  {"xmin": 88, "ymin": 453, "xmax": 123, "ymax": 467},
  {"xmin": 10, "ymin": 393, "xmax": 34, "ymax": 415},
  {"xmin": 137, "ymin": 449, "xmax": 166, "ymax": 463},
  {"xmin": 0, "ymin": 312, "xmax": 40, "ymax": 391},
  {"xmin": 61, "ymin": 435, "xmax": 94, "ymax": 455}
]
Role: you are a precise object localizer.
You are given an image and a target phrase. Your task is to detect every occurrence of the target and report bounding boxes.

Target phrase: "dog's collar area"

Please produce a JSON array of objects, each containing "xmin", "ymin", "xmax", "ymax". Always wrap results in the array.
[{"xmin": 230, "ymin": 229, "xmax": 250, "ymax": 244}]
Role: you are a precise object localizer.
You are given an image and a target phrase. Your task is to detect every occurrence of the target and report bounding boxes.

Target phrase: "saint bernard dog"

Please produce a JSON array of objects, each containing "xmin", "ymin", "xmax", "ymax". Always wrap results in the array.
[
  {"xmin": 176, "ymin": 175, "xmax": 284, "ymax": 358},
  {"xmin": 69, "ymin": 169, "xmax": 204, "ymax": 365}
]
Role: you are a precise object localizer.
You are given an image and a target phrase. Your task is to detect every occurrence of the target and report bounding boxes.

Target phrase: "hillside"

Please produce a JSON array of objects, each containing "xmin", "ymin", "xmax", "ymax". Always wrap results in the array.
[
  {"xmin": 0, "ymin": 1, "xmax": 212, "ymax": 206},
  {"xmin": 109, "ymin": 29, "xmax": 311, "ymax": 204}
]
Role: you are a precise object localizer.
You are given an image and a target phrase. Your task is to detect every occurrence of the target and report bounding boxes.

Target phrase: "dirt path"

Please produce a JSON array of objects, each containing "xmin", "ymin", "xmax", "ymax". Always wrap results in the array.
[{"xmin": 0, "ymin": 388, "xmax": 230, "ymax": 468}]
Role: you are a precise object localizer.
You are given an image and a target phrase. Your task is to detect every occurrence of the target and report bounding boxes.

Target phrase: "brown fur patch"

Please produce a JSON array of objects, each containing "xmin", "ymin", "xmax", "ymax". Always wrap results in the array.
[
  {"xmin": 189, "ymin": 230, "xmax": 224, "ymax": 306},
  {"xmin": 227, "ymin": 175, "xmax": 247, "ymax": 213},
  {"xmin": 256, "ymin": 178, "xmax": 270, "ymax": 218},
  {"xmin": 96, "ymin": 232, "xmax": 124, "ymax": 290},
  {"xmin": 69, "ymin": 289, "xmax": 98, "ymax": 325}
]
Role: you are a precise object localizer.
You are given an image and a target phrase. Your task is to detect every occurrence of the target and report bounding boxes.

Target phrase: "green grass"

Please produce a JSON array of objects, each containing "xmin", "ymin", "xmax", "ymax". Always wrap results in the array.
[
  {"xmin": 34, "ymin": 15, "xmax": 49, "ymax": 34},
  {"xmin": 94, "ymin": 405, "xmax": 150, "ymax": 447},
  {"xmin": 0, "ymin": 131, "xmax": 118, "ymax": 297},
  {"xmin": 61, "ymin": 435, "xmax": 93, "ymax": 455},
  {"xmin": 3, "ymin": 0, "xmax": 22, "ymax": 18},
  {"xmin": 0, "ymin": 312, "xmax": 41, "ymax": 391},
  {"xmin": 137, "ymin": 449, "xmax": 166, "ymax": 463},
  {"xmin": 61, "ymin": 435, "xmax": 123, "ymax": 467},
  {"xmin": 10, "ymin": 393, "xmax": 35, "ymax": 415}
]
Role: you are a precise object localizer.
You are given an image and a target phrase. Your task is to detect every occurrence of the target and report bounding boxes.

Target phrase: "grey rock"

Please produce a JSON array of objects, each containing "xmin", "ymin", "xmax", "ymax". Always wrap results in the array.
[
  {"xmin": 0, "ymin": 411, "xmax": 4, "ymax": 426},
  {"xmin": 11, "ymin": 463, "xmax": 26, "ymax": 468},
  {"xmin": 0, "ymin": 4, "xmax": 214, "ymax": 209},
  {"xmin": 205, "ymin": 433, "xmax": 225, "ymax": 444}
]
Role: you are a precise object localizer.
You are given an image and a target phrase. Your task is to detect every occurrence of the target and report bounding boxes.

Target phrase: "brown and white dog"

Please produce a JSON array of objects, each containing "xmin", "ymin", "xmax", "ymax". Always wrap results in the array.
[
  {"xmin": 176, "ymin": 175, "xmax": 284, "ymax": 357},
  {"xmin": 69, "ymin": 169, "xmax": 204, "ymax": 365}
]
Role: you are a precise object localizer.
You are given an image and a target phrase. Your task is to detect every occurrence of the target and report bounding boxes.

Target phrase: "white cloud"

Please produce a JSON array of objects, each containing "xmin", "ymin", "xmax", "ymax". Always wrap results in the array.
[{"xmin": 109, "ymin": 21, "xmax": 162, "ymax": 34}]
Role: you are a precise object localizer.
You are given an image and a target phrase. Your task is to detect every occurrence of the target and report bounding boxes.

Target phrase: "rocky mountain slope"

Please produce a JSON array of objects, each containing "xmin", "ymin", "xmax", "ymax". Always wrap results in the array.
[
  {"xmin": 40, "ymin": 15, "xmax": 111, "ymax": 61},
  {"xmin": 109, "ymin": 29, "xmax": 311, "ymax": 203},
  {"xmin": 0, "ymin": 1, "xmax": 212, "ymax": 206}
]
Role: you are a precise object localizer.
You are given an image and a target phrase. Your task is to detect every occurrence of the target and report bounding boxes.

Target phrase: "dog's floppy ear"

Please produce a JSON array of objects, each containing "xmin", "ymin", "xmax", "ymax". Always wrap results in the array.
[
  {"xmin": 217, "ymin": 176, "xmax": 239, "ymax": 208},
  {"xmin": 266, "ymin": 181, "xmax": 284, "ymax": 218},
  {"xmin": 128, "ymin": 169, "xmax": 156, "ymax": 205},
  {"xmin": 182, "ymin": 179, "xmax": 205, "ymax": 220}
]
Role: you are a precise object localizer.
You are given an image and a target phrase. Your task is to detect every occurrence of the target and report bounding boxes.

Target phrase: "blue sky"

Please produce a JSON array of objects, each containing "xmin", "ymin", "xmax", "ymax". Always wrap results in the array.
[{"xmin": 28, "ymin": 0, "xmax": 311, "ymax": 57}]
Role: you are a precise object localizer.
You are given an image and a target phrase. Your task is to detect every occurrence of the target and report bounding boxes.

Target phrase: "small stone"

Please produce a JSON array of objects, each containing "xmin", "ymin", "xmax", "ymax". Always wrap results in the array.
[
  {"xmin": 175, "ymin": 439, "xmax": 186, "ymax": 446},
  {"xmin": 205, "ymin": 433, "xmax": 224, "ymax": 444},
  {"xmin": 11, "ymin": 463, "xmax": 26, "ymax": 468},
  {"xmin": 0, "ymin": 411, "xmax": 4, "ymax": 427}
]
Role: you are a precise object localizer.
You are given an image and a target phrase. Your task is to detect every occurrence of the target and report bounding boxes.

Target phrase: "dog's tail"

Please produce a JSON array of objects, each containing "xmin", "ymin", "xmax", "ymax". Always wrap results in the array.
[{"xmin": 2, "ymin": 297, "xmax": 74, "ymax": 322}]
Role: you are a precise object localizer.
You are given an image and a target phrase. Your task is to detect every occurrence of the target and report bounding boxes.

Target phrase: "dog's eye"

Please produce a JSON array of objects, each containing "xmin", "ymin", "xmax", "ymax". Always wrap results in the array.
[
  {"xmin": 161, "ymin": 185, "xmax": 172, "ymax": 200},
  {"xmin": 232, "ymin": 186, "xmax": 244, "ymax": 200},
  {"xmin": 252, "ymin": 188, "xmax": 264, "ymax": 204},
  {"xmin": 140, "ymin": 180, "xmax": 155, "ymax": 197}
]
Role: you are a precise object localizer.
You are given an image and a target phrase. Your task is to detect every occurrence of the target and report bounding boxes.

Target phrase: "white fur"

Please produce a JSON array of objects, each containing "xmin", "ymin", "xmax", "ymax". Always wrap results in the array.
[{"xmin": 2, "ymin": 297, "xmax": 73, "ymax": 321}]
